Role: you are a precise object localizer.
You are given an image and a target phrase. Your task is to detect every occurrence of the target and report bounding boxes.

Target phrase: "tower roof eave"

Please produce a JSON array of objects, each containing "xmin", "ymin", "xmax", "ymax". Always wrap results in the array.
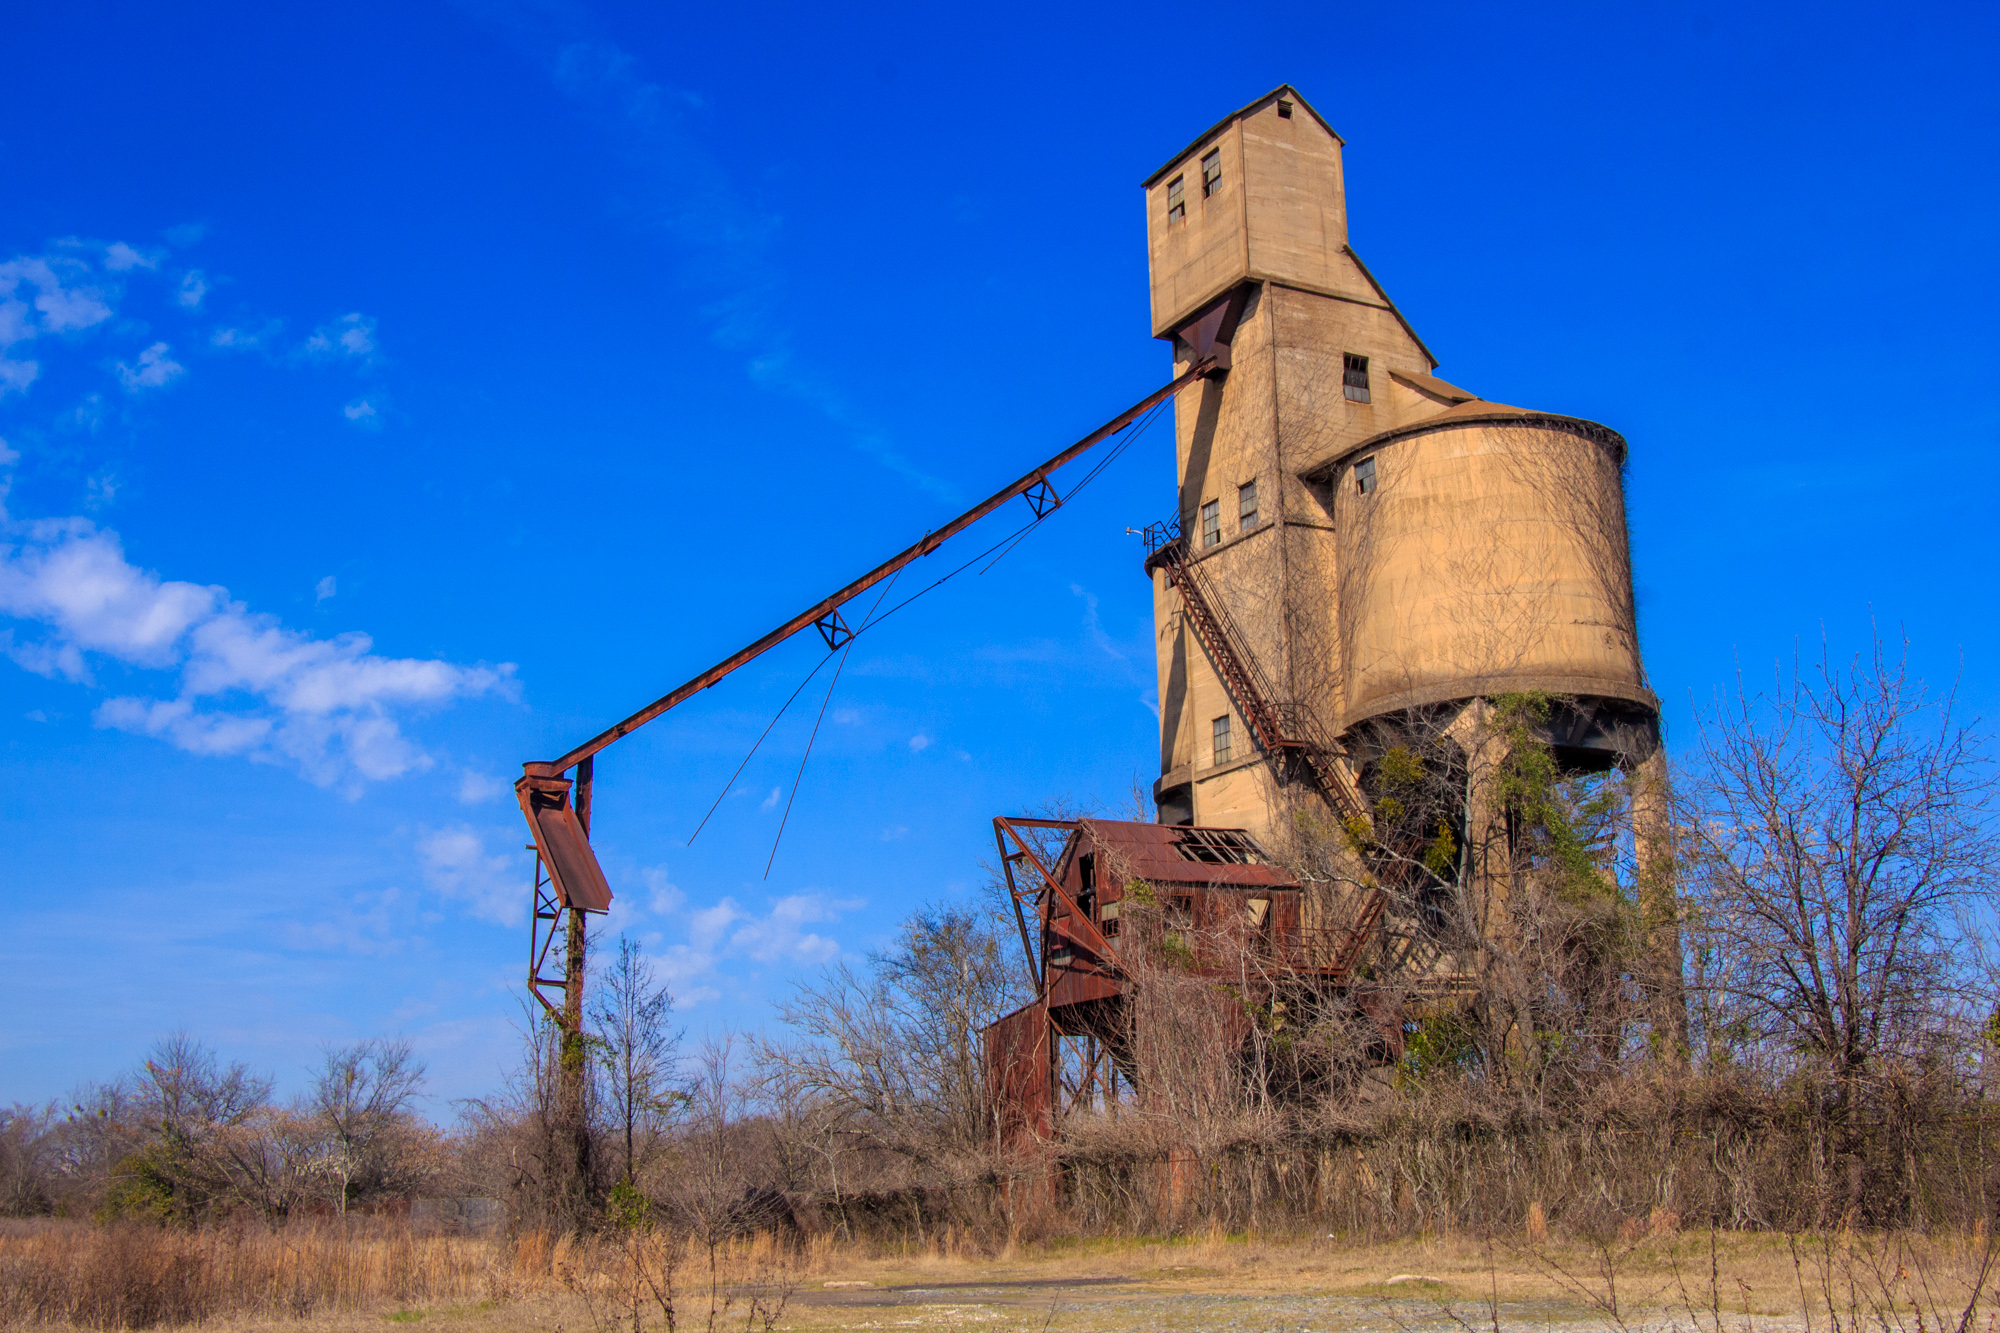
[{"xmin": 1139, "ymin": 84, "xmax": 1343, "ymax": 189}]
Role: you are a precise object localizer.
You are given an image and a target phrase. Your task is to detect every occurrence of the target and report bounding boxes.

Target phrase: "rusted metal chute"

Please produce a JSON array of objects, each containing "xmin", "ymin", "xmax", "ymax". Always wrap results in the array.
[{"xmin": 514, "ymin": 326, "xmax": 1245, "ymax": 1175}]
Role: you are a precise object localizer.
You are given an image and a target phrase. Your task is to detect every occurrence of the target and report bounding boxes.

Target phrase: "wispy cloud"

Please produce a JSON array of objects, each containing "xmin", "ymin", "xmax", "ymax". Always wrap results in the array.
[
  {"xmin": 0, "ymin": 256, "xmax": 468, "ymax": 788},
  {"xmin": 103, "ymin": 242, "xmax": 159, "ymax": 273},
  {"xmin": 116, "ymin": 342, "xmax": 184, "ymax": 392},
  {"xmin": 417, "ymin": 825, "xmax": 520, "ymax": 925},
  {"xmin": 648, "ymin": 890, "xmax": 861, "ymax": 1004},
  {"xmin": 211, "ymin": 322, "xmax": 280, "ymax": 350},
  {"xmin": 0, "ymin": 252, "xmax": 124, "ymax": 396},
  {"xmin": 0, "ymin": 255, "xmax": 115, "ymax": 335},
  {"xmin": 283, "ymin": 884, "xmax": 411, "ymax": 955},
  {"xmin": 305, "ymin": 312, "xmax": 377, "ymax": 361},
  {"xmin": 465, "ymin": 7, "xmax": 956, "ymax": 501},
  {"xmin": 0, "ymin": 517, "xmax": 514, "ymax": 787},
  {"xmin": 455, "ymin": 769, "xmax": 507, "ymax": 804}
]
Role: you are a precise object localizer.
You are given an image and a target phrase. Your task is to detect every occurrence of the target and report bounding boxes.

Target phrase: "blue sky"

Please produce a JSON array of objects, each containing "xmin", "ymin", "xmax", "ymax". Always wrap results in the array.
[{"xmin": 4, "ymin": 0, "xmax": 1997, "ymax": 1109}]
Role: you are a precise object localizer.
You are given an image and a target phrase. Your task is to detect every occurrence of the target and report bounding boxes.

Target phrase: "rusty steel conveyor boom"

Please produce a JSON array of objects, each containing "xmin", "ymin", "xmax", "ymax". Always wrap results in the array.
[{"xmin": 517, "ymin": 315, "xmax": 1241, "ymax": 1010}]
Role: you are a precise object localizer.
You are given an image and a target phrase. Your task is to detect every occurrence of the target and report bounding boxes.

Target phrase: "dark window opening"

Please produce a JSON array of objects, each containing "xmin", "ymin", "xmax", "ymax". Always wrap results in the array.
[
  {"xmin": 1343, "ymin": 352, "xmax": 1371, "ymax": 403},
  {"xmin": 1166, "ymin": 175, "xmax": 1185, "ymax": 225},
  {"xmin": 1174, "ymin": 826, "xmax": 1268, "ymax": 865},
  {"xmin": 1237, "ymin": 480, "xmax": 1259, "ymax": 531},
  {"xmin": 1277, "ymin": 100, "xmax": 1294, "ymax": 119},
  {"xmin": 1355, "ymin": 456, "xmax": 1377, "ymax": 495},
  {"xmin": 1200, "ymin": 498, "xmax": 1221, "ymax": 548},
  {"xmin": 1211, "ymin": 714, "xmax": 1233, "ymax": 764},
  {"xmin": 1201, "ymin": 149, "xmax": 1222, "ymax": 198},
  {"xmin": 1167, "ymin": 894, "xmax": 1195, "ymax": 926}
]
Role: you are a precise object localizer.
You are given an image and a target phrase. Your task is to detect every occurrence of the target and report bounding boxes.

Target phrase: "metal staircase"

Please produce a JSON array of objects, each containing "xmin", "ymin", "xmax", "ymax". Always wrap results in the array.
[{"xmin": 1143, "ymin": 523, "xmax": 1383, "ymax": 978}]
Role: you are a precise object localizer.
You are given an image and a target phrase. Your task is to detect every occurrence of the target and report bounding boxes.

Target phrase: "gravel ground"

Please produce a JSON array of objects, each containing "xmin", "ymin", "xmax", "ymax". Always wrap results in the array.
[{"xmin": 778, "ymin": 1275, "xmax": 1806, "ymax": 1333}]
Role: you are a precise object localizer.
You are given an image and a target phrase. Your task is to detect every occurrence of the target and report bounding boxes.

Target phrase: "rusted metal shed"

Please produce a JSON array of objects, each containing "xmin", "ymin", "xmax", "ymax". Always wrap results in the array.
[{"xmin": 982, "ymin": 816, "xmax": 1382, "ymax": 1150}]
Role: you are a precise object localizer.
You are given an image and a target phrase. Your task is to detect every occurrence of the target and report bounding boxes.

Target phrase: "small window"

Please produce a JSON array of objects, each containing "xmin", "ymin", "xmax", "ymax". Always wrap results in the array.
[
  {"xmin": 1201, "ymin": 149, "xmax": 1222, "ymax": 198},
  {"xmin": 1237, "ymin": 480, "xmax": 1259, "ymax": 531},
  {"xmin": 1277, "ymin": 100, "xmax": 1294, "ymax": 119},
  {"xmin": 1200, "ymin": 498, "xmax": 1221, "ymax": 548},
  {"xmin": 1166, "ymin": 176, "xmax": 1185, "ymax": 225},
  {"xmin": 1212, "ymin": 714, "xmax": 1233, "ymax": 765},
  {"xmin": 1343, "ymin": 352, "xmax": 1371, "ymax": 403},
  {"xmin": 1354, "ymin": 456, "xmax": 1377, "ymax": 495}
]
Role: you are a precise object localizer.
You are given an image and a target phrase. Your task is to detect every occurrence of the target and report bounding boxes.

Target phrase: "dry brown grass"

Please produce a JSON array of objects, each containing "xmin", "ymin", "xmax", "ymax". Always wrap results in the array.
[
  {"xmin": 4, "ymin": 1219, "xmax": 1999, "ymax": 1333},
  {"xmin": 0, "ymin": 1220, "xmax": 819, "ymax": 1331}
]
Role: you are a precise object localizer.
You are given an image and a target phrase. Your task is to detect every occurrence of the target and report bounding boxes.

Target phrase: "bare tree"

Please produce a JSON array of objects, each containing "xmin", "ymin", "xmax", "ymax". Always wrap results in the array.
[
  {"xmin": 760, "ymin": 902, "xmax": 1024, "ymax": 1171},
  {"xmin": 119, "ymin": 1033, "xmax": 274, "ymax": 1222},
  {"xmin": 310, "ymin": 1039, "xmax": 427, "ymax": 1216},
  {"xmin": 1680, "ymin": 635, "xmax": 1998, "ymax": 1098},
  {"xmin": 588, "ymin": 934, "xmax": 683, "ymax": 1192}
]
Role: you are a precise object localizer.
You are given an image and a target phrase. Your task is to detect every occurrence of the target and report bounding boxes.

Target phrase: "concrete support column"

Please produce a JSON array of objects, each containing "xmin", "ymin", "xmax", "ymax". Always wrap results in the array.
[{"xmin": 1630, "ymin": 747, "xmax": 1687, "ymax": 1057}]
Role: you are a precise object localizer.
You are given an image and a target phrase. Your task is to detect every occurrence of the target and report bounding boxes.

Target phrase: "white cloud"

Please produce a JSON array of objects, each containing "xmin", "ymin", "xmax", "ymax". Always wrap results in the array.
[
  {"xmin": 283, "ymin": 885, "xmax": 409, "ymax": 956},
  {"xmin": 211, "ymin": 323, "xmax": 278, "ymax": 350},
  {"xmin": 0, "ymin": 358, "xmax": 35, "ymax": 399},
  {"xmin": 315, "ymin": 574, "xmax": 337, "ymax": 603},
  {"xmin": 65, "ymin": 394, "xmax": 106, "ymax": 433},
  {"xmin": 24, "ymin": 708, "xmax": 47, "ymax": 722},
  {"xmin": 343, "ymin": 399, "xmax": 378, "ymax": 424},
  {"xmin": 0, "ymin": 300, "xmax": 33, "ymax": 349},
  {"xmin": 0, "ymin": 256, "xmax": 113, "ymax": 334},
  {"xmin": 0, "ymin": 517, "xmax": 514, "ymax": 786},
  {"xmin": 908, "ymin": 733, "xmax": 931, "ymax": 751},
  {"xmin": 117, "ymin": 342, "xmax": 183, "ymax": 392},
  {"xmin": 104, "ymin": 242, "xmax": 158, "ymax": 272},
  {"xmin": 760, "ymin": 786, "xmax": 780, "ymax": 810},
  {"xmin": 306, "ymin": 312, "xmax": 376, "ymax": 360},
  {"xmin": 0, "ymin": 438, "xmax": 17, "ymax": 466},
  {"xmin": 177, "ymin": 271, "xmax": 207, "ymax": 308},
  {"xmin": 456, "ymin": 769, "xmax": 507, "ymax": 804},
  {"xmin": 640, "ymin": 865, "xmax": 682, "ymax": 916},
  {"xmin": 647, "ymin": 891, "xmax": 859, "ymax": 1005},
  {"xmin": 728, "ymin": 892, "xmax": 858, "ymax": 965},
  {"xmin": 831, "ymin": 707, "xmax": 861, "ymax": 725},
  {"xmin": 95, "ymin": 696, "xmax": 273, "ymax": 755},
  {"xmin": 417, "ymin": 825, "xmax": 520, "ymax": 925}
]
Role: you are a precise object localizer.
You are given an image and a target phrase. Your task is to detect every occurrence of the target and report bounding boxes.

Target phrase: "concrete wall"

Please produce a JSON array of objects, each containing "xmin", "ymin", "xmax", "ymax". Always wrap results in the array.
[
  {"xmin": 1327, "ymin": 419, "xmax": 1649, "ymax": 726},
  {"xmin": 1142, "ymin": 88, "xmax": 1654, "ymax": 859},
  {"xmin": 1145, "ymin": 93, "xmax": 1366, "ymax": 338},
  {"xmin": 1150, "ymin": 277, "xmax": 1441, "ymax": 843}
]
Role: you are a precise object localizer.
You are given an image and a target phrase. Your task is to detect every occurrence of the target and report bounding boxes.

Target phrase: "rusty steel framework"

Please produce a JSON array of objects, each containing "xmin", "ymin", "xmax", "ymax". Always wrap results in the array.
[
  {"xmin": 513, "ymin": 309, "xmax": 1252, "ymax": 1177},
  {"xmin": 984, "ymin": 816, "xmax": 1389, "ymax": 1148}
]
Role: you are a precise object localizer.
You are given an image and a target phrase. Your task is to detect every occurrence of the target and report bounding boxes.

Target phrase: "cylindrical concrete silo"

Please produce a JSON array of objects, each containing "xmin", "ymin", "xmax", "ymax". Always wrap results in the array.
[{"xmin": 1311, "ymin": 401, "xmax": 1658, "ymax": 764}]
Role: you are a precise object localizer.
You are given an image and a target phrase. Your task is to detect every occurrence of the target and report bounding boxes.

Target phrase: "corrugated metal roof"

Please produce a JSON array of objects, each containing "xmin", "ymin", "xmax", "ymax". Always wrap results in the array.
[{"xmin": 1076, "ymin": 818, "xmax": 1298, "ymax": 889}]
